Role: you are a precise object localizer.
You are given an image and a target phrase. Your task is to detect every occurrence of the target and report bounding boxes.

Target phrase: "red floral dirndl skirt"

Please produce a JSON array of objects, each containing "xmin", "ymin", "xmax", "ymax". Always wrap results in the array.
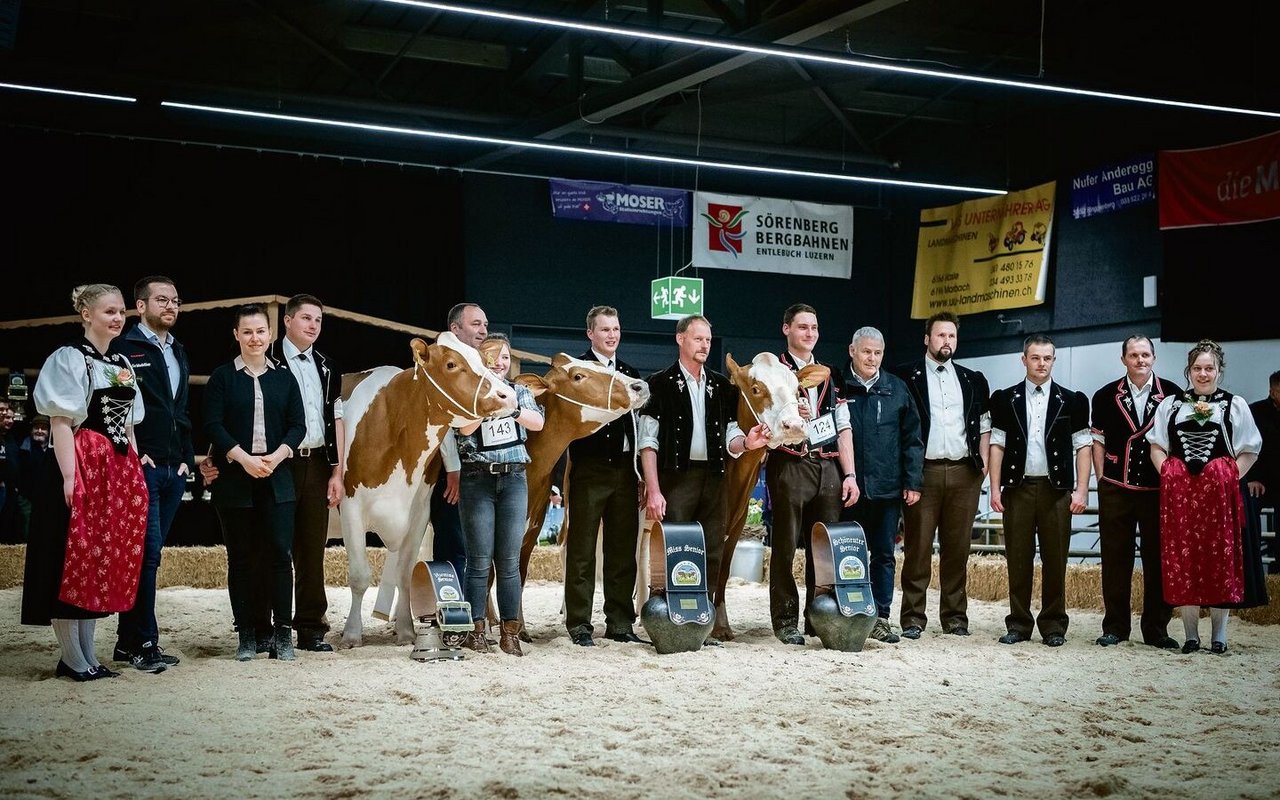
[
  {"xmin": 1159, "ymin": 456, "xmax": 1244, "ymax": 607},
  {"xmin": 57, "ymin": 428, "xmax": 150, "ymax": 612}
]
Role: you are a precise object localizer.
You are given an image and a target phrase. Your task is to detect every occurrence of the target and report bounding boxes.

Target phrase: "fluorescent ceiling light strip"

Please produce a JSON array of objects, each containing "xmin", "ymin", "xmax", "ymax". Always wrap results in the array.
[
  {"xmin": 0, "ymin": 81, "xmax": 137, "ymax": 103},
  {"xmin": 160, "ymin": 101, "xmax": 1006, "ymax": 194},
  {"xmin": 377, "ymin": 0, "xmax": 1280, "ymax": 120}
]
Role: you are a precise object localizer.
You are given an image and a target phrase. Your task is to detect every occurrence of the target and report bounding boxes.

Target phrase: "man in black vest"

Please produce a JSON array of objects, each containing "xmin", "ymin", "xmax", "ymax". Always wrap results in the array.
[
  {"xmin": 1090, "ymin": 335, "xmax": 1179, "ymax": 648},
  {"xmin": 893, "ymin": 312, "xmax": 990, "ymax": 639},
  {"xmin": 268, "ymin": 294, "xmax": 345, "ymax": 653},
  {"xmin": 639, "ymin": 315, "xmax": 767, "ymax": 644},
  {"xmin": 989, "ymin": 333, "xmax": 1091, "ymax": 647},
  {"xmin": 112, "ymin": 275, "xmax": 193, "ymax": 672},
  {"xmin": 563, "ymin": 306, "xmax": 644, "ymax": 647},
  {"xmin": 767, "ymin": 303, "xmax": 859, "ymax": 646}
]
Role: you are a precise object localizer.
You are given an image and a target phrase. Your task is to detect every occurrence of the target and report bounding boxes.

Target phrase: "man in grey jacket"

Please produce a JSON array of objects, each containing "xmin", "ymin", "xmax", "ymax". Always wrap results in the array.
[{"xmin": 840, "ymin": 327, "xmax": 923, "ymax": 642}]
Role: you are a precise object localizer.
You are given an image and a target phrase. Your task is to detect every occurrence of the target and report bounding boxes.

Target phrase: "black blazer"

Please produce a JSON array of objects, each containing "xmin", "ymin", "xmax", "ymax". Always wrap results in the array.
[
  {"xmin": 567, "ymin": 350, "xmax": 641, "ymax": 468},
  {"xmin": 204, "ymin": 360, "xmax": 307, "ymax": 509},
  {"xmin": 894, "ymin": 358, "xmax": 990, "ymax": 471},
  {"xmin": 1090, "ymin": 375, "xmax": 1178, "ymax": 490},
  {"xmin": 990, "ymin": 380, "xmax": 1090, "ymax": 491},
  {"xmin": 112, "ymin": 324, "xmax": 195, "ymax": 471},
  {"xmin": 643, "ymin": 362, "xmax": 738, "ymax": 474},
  {"xmin": 271, "ymin": 341, "xmax": 342, "ymax": 467}
]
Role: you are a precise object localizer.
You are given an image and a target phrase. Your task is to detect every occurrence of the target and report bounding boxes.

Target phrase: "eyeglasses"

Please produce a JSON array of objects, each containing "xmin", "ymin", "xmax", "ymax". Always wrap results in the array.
[{"xmin": 150, "ymin": 296, "xmax": 183, "ymax": 308}]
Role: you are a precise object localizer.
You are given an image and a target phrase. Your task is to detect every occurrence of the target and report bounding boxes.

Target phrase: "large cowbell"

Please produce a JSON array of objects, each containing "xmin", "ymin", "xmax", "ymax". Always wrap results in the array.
[
  {"xmin": 639, "ymin": 521, "xmax": 715, "ymax": 654},
  {"xmin": 807, "ymin": 522, "xmax": 878, "ymax": 652},
  {"xmin": 408, "ymin": 560, "xmax": 473, "ymax": 662}
]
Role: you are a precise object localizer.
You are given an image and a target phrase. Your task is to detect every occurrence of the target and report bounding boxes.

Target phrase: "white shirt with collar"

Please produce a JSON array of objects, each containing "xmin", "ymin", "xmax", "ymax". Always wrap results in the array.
[
  {"xmin": 1127, "ymin": 375, "xmax": 1153, "ymax": 425},
  {"xmin": 924, "ymin": 354, "xmax": 986, "ymax": 460},
  {"xmin": 138, "ymin": 320, "xmax": 180, "ymax": 400},
  {"xmin": 637, "ymin": 362, "xmax": 744, "ymax": 461},
  {"xmin": 1022, "ymin": 378, "xmax": 1052, "ymax": 477},
  {"xmin": 282, "ymin": 338, "xmax": 326, "ymax": 450}
]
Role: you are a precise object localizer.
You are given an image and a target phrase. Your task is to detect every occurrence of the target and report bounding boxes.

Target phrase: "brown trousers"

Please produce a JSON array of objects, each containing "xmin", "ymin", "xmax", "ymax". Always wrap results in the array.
[
  {"xmin": 765, "ymin": 455, "xmax": 841, "ymax": 634},
  {"xmin": 1002, "ymin": 477, "xmax": 1071, "ymax": 639},
  {"xmin": 1098, "ymin": 482, "xmax": 1171, "ymax": 643},
  {"xmin": 900, "ymin": 459, "xmax": 983, "ymax": 632}
]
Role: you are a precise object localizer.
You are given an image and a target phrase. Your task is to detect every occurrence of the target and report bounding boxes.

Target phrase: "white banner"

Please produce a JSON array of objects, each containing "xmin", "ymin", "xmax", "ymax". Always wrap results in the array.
[{"xmin": 692, "ymin": 192, "xmax": 853, "ymax": 279}]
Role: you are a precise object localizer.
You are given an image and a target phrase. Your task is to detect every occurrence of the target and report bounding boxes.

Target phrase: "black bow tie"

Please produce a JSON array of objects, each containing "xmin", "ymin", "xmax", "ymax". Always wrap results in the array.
[
  {"xmin": 935, "ymin": 365, "xmax": 945, "ymax": 373},
  {"xmin": 297, "ymin": 353, "xmax": 309, "ymax": 361}
]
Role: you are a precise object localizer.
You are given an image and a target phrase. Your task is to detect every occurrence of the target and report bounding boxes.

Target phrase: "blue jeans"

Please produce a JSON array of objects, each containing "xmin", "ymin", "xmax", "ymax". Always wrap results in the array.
[
  {"xmin": 116, "ymin": 463, "xmax": 186, "ymax": 650},
  {"xmin": 458, "ymin": 468, "xmax": 526, "ymax": 622},
  {"xmin": 844, "ymin": 497, "xmax": 901, "ymax": 620}
]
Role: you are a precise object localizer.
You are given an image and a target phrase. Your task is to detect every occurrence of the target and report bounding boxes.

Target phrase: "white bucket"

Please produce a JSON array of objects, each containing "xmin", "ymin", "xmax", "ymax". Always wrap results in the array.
[{"xmin": 729, "ymin": 538, "xmax": 766, "ymax": 582}]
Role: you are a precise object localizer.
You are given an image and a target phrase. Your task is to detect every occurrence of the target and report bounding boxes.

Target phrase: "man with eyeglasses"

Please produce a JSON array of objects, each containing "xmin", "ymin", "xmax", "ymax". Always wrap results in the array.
[{"xmin": 110, "ymin": 276, "xmax": 193, "ymax": 673}]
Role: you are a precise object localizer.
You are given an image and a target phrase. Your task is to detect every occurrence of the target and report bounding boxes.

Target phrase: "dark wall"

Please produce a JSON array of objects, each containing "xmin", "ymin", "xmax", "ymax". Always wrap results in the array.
[
  {"xmin": 463, "ymin": 172, "xmax": 896, "ymax": 374},
  {"xmin": 0, "ymin": 127, "xmax": 464, "ymax": 375}
]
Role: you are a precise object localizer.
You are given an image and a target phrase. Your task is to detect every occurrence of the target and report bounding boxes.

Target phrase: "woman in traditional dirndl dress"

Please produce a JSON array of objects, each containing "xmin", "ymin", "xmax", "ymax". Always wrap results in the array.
[
  {"xmin": 1149, "ymin": 340, "xmax": 1263, "ymax": 655},
  {"xmin": 22, "ymin": 284, "xmax": 149, "ymax": 681}
]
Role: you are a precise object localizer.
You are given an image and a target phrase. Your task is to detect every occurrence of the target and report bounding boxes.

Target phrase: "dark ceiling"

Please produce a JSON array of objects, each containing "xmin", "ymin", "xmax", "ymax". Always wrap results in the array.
[{"xmin": 2, "ymin": 0, "xmax": 1278, "ymax": 200}]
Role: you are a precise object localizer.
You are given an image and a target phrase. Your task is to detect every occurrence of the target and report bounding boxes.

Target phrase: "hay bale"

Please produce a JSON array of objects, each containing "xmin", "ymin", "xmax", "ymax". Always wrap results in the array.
[{"xmin": 3, "ymin": 542, "xmax": 1278, "ymax": 623}]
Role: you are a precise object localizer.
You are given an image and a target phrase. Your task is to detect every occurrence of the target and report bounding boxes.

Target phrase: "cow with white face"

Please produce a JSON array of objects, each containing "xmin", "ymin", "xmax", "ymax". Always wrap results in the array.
[
  {"xmin": 338, "ymin": 332, "xmax": 517, "ymax": 647},
  {"xmin": 714, "ymin": 352, "xmax": 830, "ymax": 640},
  {"xmin": 514, "ymin": 354, "xmax": 650, "ymax": 587}
]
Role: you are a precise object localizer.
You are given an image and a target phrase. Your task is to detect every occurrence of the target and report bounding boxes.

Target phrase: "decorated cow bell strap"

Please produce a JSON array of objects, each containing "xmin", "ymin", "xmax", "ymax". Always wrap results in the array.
[
  {"xmin": 409, "ymin": 560, "xmax": 473, "ymax": 630},
  {"xmin": 647, "ymin": 521, "xmax": 713, "ymax": 625},
  {"xmin": 810, "ymin": 522, "xmax": 876, "ymax": 618}
]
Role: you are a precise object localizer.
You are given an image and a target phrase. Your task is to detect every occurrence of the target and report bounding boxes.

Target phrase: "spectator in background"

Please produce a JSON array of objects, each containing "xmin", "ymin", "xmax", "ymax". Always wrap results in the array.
[
  {"xmin": 538, "ymin": 486, "xmax": 564, "ymax": 545},
  {"xmin": 1246, "ymin": 370, "xmax": 1279, "ymax": 574},
  {"xmin": 12, "ymin": 415, "xmax": 53, "ymax": 539},
  {"xmin": 0, "ymin": 397, "xmax": 22, "ymax": 543}
]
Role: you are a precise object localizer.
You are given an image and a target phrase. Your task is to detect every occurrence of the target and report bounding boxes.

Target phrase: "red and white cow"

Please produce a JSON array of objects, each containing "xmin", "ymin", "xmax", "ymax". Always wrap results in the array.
[
  {"xmin": 338, "ymin": 333, "xmax": 517, "ymax": 647},
  {"xmin": 713, "ymin": 352, "xmax": 829, "ymax": 640}
]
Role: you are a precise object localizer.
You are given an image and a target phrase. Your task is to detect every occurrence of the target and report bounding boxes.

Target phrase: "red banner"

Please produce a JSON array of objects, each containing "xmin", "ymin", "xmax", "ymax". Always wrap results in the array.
[{"xmin": 1158, "ymin": 130, "xmax": 1280, "ymax": 229}]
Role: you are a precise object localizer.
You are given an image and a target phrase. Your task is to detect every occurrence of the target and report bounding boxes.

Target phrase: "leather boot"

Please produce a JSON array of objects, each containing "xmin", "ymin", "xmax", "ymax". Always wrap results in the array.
[
  {"xmin": 271, "ymin": 626, "xmax": 296, "ymax": 661},
  {"xmin": 463, "ymin": 621, "xmax": 491, "ymax": 653},
  {"xmin": 236, "ymin": 630, "xmax": 257, "ymax": 662},
  {"xmin": 499, "ymin": 620, "xmax": 523, "ymax": 657}
]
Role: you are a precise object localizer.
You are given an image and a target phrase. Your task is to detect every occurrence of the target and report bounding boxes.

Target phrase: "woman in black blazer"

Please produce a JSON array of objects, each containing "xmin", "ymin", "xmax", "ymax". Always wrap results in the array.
[{"xmin": 204, "ymin": 304, "xmax": 306, "ymax": 662}]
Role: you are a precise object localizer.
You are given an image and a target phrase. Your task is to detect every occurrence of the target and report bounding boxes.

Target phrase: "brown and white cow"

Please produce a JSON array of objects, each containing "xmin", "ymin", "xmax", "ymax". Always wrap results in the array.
[
  {"xmin": 338, "ymin": 333, "xmax": 517, "ymax": 647},
  {"xmin": 514, "ymin": 354, "xmax": 650, "ymax": 586},
  {"xmin": 712, "ymin": 352, "xmax": 829, "ymax": 640}
]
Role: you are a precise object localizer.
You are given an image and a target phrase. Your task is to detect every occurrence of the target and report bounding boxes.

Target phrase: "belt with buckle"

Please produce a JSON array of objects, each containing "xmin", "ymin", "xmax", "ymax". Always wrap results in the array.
[
  {"xmin": 297, "ymin": 447, "xmax": 323, "ymax": 458},
  {"xmin": 466, "ymin": 462, "xmax": 525, "ymax": 475}
]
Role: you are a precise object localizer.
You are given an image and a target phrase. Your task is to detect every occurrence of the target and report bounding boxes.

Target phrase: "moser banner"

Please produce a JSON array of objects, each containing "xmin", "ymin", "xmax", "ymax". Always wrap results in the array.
[
  {"xmin": 1158, "ymin": 129, "xmax": 1280, "ymax": 230},
  {"xmin": 692, "ymin": 191, "xmax": 852, "ymax": 279},
  {"xmin": 1070, "ymin": 154, "xmax": 1154, "ymax": 220},
  {"xmin": 549, "ymin": 179, "xmax": 688, "ymax": 226},
  {"xmin": 910, "ymin": 181, "xmax": 1055, "ymax": 319}
]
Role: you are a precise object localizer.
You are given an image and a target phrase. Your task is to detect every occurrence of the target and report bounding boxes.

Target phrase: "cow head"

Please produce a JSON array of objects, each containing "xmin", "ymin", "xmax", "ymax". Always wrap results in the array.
[
  {"xmin": 516, "ymin": 353, "xmax": 649, "ymax": 428},
  {"xmin": 413, "ymin": 331, "xmax": 518, "ymax": 425},
  {"xmin": 726, "ymin": 352, "xmax": 829, "ymax": 447}
]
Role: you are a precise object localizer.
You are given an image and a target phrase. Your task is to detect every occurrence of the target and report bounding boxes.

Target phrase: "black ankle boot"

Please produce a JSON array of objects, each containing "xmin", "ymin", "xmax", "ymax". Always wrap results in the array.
[
  {"xmin": 271, "ymin": 626, "xmax": 296, "ymax": 661},
  {"xmin": 236, "ymin": 630, "xmax": 257, "ymax": 662}
]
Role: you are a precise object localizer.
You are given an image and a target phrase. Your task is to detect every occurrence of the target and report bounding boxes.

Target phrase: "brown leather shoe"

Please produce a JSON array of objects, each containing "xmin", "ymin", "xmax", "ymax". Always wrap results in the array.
[
  {"xmin": 463, "ymin": 621, "xmax": 491, "ymax": 653},
  {"xmin": 499, "ymin": 620, "xmax": 524, "ymax": 657}
]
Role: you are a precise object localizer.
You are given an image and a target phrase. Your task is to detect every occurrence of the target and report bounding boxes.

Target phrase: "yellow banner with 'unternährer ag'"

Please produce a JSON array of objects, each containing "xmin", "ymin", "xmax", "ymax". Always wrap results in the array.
[{"xmin": 910, "ymin": 181, "xmax": 1056, "ymax": 318}]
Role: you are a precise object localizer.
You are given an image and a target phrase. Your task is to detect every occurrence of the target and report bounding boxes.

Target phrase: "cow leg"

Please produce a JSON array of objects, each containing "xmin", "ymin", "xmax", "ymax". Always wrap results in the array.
[
  {"xmin": 371, "ymin": 549, "xmax": 399, "ymax": 622},
  {"xmin": 340, "ymin": 504, "xmax": 373, "ymax": 648},
  {"xmin": 393, "ymin": 501, "xmax": 434, "ymax": 645}
]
